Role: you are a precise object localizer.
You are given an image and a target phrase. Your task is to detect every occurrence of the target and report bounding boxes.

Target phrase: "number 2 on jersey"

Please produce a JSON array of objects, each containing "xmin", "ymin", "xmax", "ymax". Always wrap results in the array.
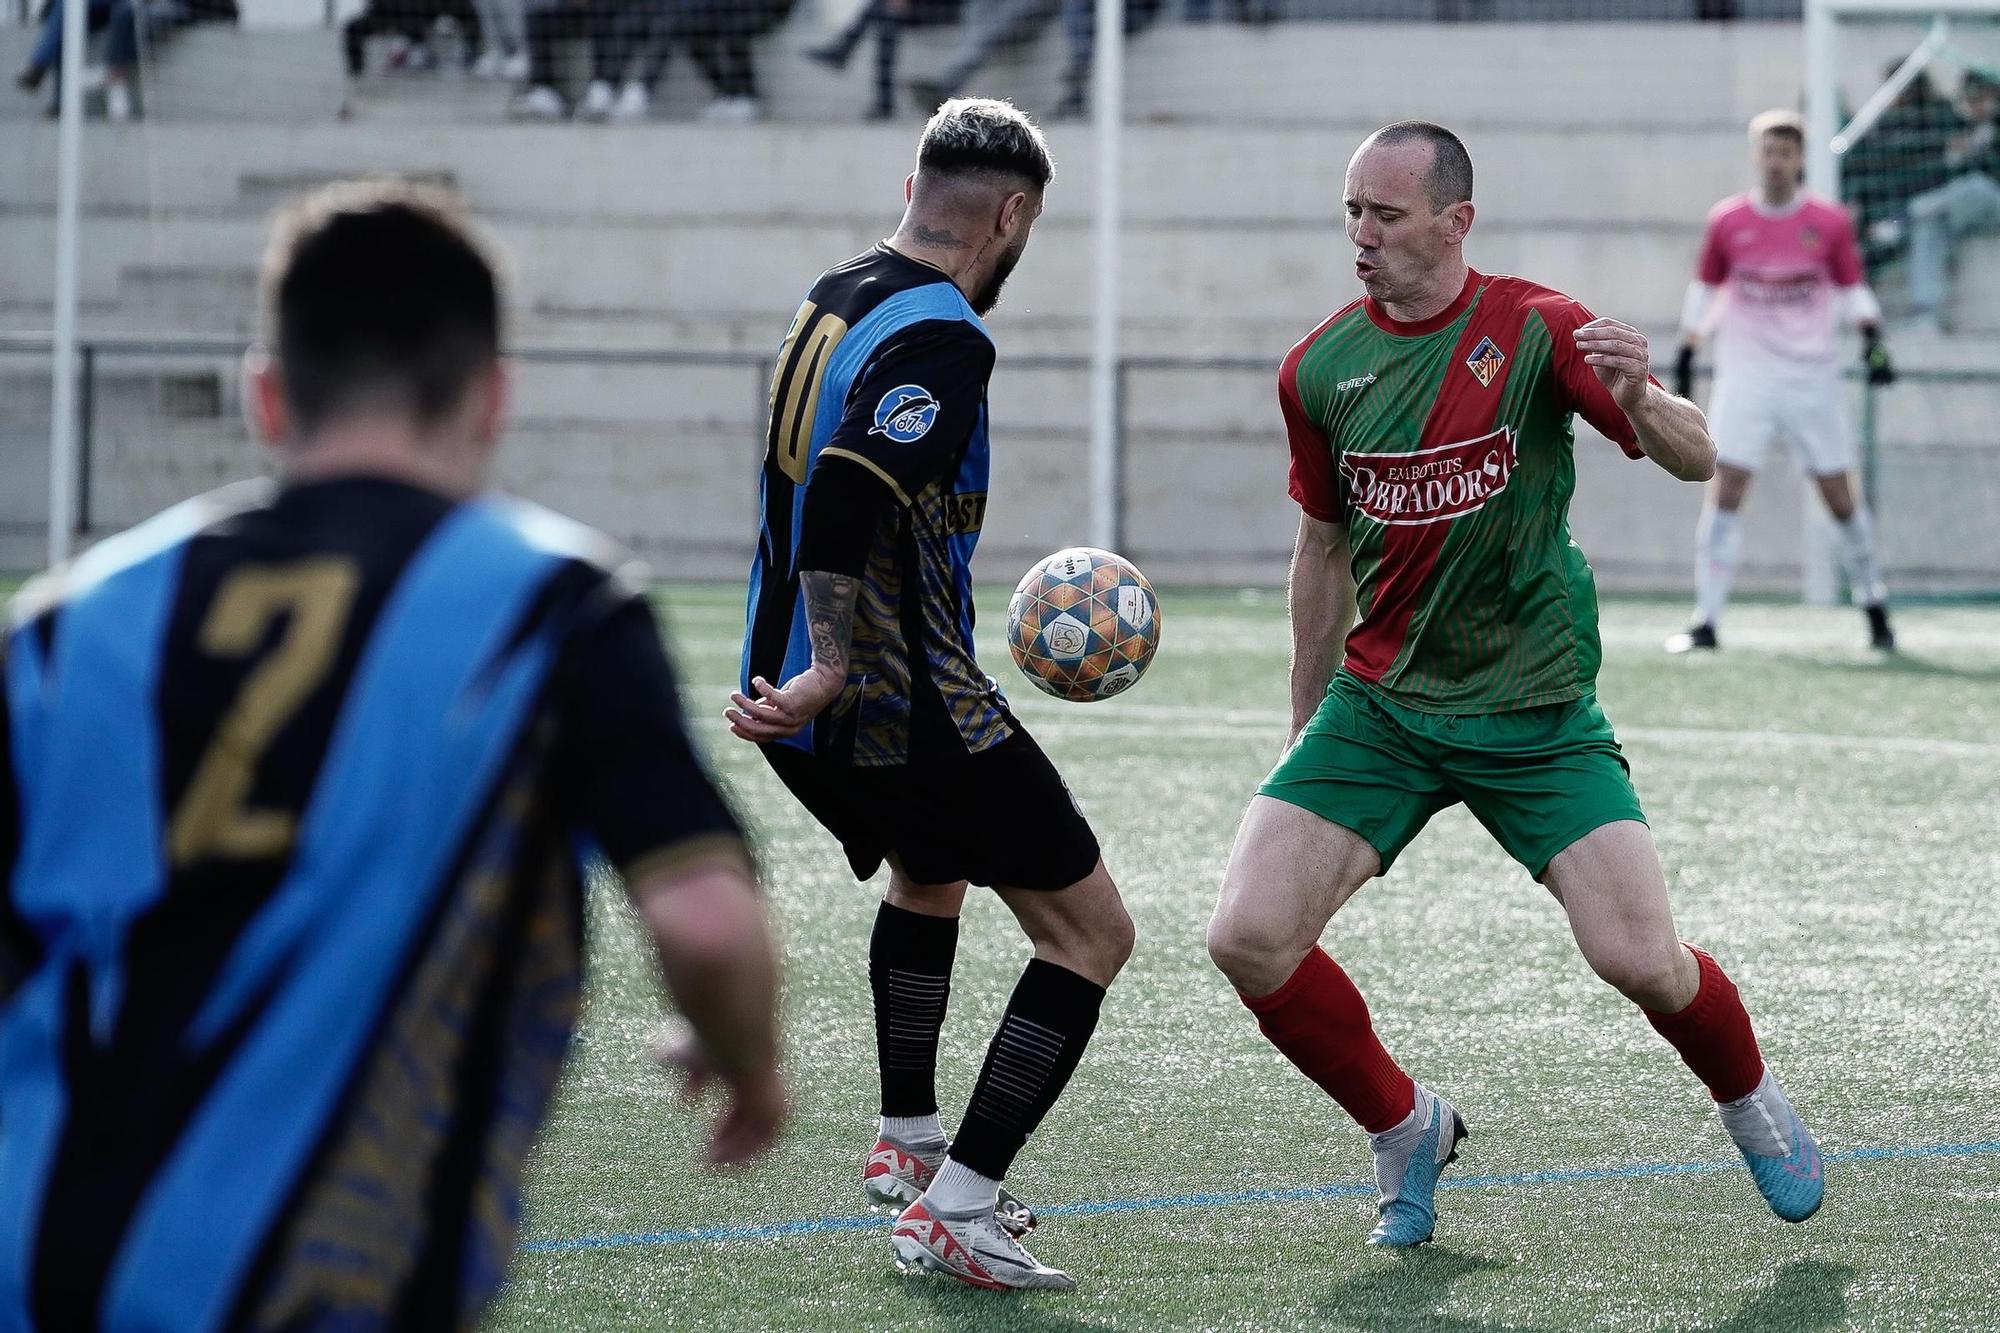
[{"xmin": 168, "ymin": 559, "xmax": 360, "ymax": 866}]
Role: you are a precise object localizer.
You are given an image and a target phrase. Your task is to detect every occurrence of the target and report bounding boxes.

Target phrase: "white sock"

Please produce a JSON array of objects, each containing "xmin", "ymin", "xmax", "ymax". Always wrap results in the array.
[
  {"xmin": 1716, "ymin": 1065, "xmax": 1793, "ymax": 1158},
  {"xmin": 1834, "ymin": 507, "xmax": 1888, "ymax": 607},
  {"xmin": 1366, "ymin": 1082, "xmax": 1432, "ymax": 1153},
  {"xmin": 1694, "ymin": 504, "xmax": 1742, "ymax": 628},
  {"xmin": 924, "ymin": 1156, "xmax": 1001, "ymax": 1215},
  {"xmin": 879, "ymin": 1113, "xmax": 945, "ymax": 1148}
]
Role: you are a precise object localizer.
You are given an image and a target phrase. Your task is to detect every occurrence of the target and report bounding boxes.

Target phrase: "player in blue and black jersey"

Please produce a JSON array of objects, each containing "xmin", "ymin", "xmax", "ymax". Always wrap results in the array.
[
  {"xmin": 728, "ymin": 98, "xmax": 1133, "ymax": 1293},
  {"xmin": 0, "ymin": 182, "xmax": 785, "ymax": 1330}
]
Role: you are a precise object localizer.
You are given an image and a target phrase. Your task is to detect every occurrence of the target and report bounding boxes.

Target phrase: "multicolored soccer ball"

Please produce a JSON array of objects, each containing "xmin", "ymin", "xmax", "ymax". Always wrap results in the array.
[{"xmin": 1006, "ymin": 548, "xmax": 1161, "ymax": 702}]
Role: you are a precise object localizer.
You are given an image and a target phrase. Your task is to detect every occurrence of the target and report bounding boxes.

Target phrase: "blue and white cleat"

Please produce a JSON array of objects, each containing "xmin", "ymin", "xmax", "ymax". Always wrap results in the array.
[
  {"xmin": 1718, "ymin": 1066, "xmax": 1823, "ymax": 1223},
  {"xmin": 1366, "ymin": 1084, "xmax": 1467, "ymax": 1248}
]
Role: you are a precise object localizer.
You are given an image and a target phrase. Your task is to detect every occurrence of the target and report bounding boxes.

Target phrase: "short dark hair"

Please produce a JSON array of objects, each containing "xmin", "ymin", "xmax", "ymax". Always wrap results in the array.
[
  {"xmin": 917, "ymin": 97, "xmax": 1054, "ymax": 190},
  {"xmin": 1369, "ymin": 120, "xmax": 1474, "ymax": 212},
  {"xmin": 259, "ymin": 179, "xmax": 504, "ymax": 436}
]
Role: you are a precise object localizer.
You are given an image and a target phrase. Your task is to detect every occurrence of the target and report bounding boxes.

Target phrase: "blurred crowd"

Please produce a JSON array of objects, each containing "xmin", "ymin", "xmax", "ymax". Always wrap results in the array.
[
  {"xmin": 336, "ymin": 0, "xmax": 1266, "ymax": 121},
  {"xmin": 11, "ymin": 0, "xmax": 2000, "ymax": 326}
]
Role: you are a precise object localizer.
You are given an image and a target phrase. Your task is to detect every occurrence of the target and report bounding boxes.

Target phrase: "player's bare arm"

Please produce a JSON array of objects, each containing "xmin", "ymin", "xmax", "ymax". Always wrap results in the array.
[
  {"xmin": 1574, "ymin": 317, "xmax": 1716, "ymax": 482},
  {"xmin": 1287, "ymin": 512, "xmax": 1355, "ymax": 744},
  {"xmin": 638, "ymin": 853, "xmax": 788, "ymax": 1166},
  {"xmin": 726, "ymin": 569, "xmax": 856, "ymax": 742}
]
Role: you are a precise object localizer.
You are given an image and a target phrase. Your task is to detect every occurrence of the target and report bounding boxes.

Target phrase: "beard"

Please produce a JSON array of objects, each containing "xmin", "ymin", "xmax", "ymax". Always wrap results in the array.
[{"xmin": 971, "ymin": 242, "xmax": 1024, "ymax": 316}]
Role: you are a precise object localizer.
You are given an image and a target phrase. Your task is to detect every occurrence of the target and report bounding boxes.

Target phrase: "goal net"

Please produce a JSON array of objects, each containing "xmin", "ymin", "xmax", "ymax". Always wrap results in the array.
[{"xmin": 1810, "ymin": 0, "xmax": 2000, "ymax": 598}]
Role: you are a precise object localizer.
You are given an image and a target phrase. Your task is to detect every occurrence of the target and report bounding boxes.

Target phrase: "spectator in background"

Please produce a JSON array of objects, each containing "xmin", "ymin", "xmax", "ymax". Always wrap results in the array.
[
  {"xmin": 906, "ymin": 0, "xmax": 1057, "ymax": 111},
  {"xmin": 671, "ymin": 0, "xmax": 794, "ymax": 121},
  {"xmin": 1841, "ymin": 62, "xmax": 1963, "ymax": 268},
  {"xmin": 588, "ymin": 0, "xmax": 792, "ymax": 123},
  {"xmin": 1048, "ymin": 0, "xmax": 1157, "ymax": 117},
  {"xmin": 509, "ymin": 0, "xmax": 629, "ymax": 119},
  {"xmin": 470, "ymin": 0, "xmax": 530, "ymax": 79},
  {"xmin": 1903, "ymin": 71, "xmax": 2000, "ymax": 334},
  {"xmin": 14, "ymin": 0, "xmax": 142, "ymax": 120},
  {"xmin": 344, "ymin": 0, "xmax": 483, "ymax": 75},
  {"xmin": 807, "ymin": 0, "xmax": 962, "ymax": 121},
  {"xmin": 906, "ymin": 0, "xmax": 1155, "ymax": 120}
]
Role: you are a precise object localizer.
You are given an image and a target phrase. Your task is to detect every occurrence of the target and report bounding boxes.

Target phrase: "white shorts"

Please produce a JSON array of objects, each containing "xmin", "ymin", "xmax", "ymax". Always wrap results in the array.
[{"xmin": 1707, "ymin": 371, "xmax": 1853, "ymax": 477}]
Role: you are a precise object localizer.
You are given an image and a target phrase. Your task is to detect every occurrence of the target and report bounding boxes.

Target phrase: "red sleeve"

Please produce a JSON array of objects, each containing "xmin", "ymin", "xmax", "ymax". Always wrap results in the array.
[
  {"xmin": 1696, "ymin": 211, "xmax": 1730, "ymax": 285},
  {"xmin": 1543, "ymin": 296, "xmax": 1648, "ymax": 460},
  {"xmin": 1828, "ymin": 207, "xmax": 1865, "ymax": 287},
  {"xmin": 1280, "ymin": 352, "xmax": 1341, "ymax": 522}
]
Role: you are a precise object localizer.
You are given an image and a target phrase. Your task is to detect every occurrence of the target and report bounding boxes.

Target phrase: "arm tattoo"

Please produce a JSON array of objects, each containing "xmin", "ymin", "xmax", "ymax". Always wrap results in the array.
[
  {"xmin": 800, "ymin": 570, "xmax": 859, "ymax": 678},
  {"xmin": 910, "ymin": 223, "xmax": 968, "ymax": 250}
]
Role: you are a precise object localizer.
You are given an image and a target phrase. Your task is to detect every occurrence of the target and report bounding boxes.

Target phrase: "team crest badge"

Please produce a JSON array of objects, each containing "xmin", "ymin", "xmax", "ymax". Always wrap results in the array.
[
  {"xmin": 870, "ymin": 385, "xmax": 940, "ymax": 443},
  {"xmin": 1800, "ymin": 225, "xmax": 1822, "ymax": 252},
  {"xmin": 1466, "ymin": 336, "xmax": 1505, "ymax": 388}
]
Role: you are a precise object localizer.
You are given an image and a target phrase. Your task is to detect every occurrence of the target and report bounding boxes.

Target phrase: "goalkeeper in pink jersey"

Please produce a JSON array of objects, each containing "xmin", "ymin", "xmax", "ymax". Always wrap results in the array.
[
  {"xmin": 1205, "ymin": 122, "xmax": 1823, "ymax": 1250},
  {"xmin": 1668, "ymin": 109, "xmax": 1897, "ymax": 655}
]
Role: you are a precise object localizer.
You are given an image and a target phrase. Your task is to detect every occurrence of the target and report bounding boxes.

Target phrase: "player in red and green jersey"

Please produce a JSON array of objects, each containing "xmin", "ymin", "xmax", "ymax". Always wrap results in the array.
[{"xmin": 1205, "ymin": 122, "xmax": 1823, "ymax": 1249}]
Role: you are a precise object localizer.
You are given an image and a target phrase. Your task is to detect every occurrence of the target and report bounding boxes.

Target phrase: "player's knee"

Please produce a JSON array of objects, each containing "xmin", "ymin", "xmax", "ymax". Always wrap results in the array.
[
  {"xmin": 1100, "ymin": 900, "xmax": 1137, "ymax": 977},
  {"xmin": 1587, "ymin": 940, "xmax": 1684, "ymax": 1009},
  {"xmin": 1205, "ymin": 907, "xmax": 1296, "ymax": 995}
]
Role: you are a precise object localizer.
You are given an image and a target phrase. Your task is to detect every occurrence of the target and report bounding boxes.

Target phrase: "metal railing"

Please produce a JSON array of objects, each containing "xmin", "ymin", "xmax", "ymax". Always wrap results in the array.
[
  {"xmin": 0, "ymin": 331, "xmax": 1287, "ymax": 548},
  {"xmin": 5, "ymin": 330, "xmax": 1997, "ymax": 593}
]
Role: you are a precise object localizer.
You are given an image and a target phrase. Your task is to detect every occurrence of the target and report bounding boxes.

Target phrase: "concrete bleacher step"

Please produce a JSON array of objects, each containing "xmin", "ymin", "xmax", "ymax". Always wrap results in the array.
[{"xmin": 5, "ymin": 120, "xmax": 1758, "ymax": 227}]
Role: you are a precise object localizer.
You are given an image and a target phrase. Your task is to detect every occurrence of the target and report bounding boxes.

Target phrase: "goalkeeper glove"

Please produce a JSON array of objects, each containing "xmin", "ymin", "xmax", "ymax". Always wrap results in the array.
[
  {"xmin": 1673, "ymin": 345, "xmax": 1695, "ymax": 400},
  {"xmin": 1862, "ymin": 327, "xmax": 1897, "ymax": 386}
]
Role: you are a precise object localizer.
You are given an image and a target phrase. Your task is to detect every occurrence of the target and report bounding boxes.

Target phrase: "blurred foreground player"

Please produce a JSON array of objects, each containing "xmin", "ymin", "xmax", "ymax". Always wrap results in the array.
[
  {"xmin": 1206, "ymin": 122, "xmax": 1822, "ymax": 1249},
  {"xmin": 0, "ymin": 181, "xmax": 784, "ymax": 1329},
  {"xmin": 1670, "ymin": 110, "xmax": 1897, "ymax": 654},
  {"xmin": 730, "ymin": 99, "xmax": 1134, "ymax": 1292}
]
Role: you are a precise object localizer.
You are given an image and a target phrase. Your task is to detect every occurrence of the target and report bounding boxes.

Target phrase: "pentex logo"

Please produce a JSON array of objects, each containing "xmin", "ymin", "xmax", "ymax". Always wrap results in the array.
[
  {"xmin": 1337, "ymin": 373, "xmax": 1377, "ymax": 393},
  {"xmin": 1465, "ymin": 336, "xmax": 1505, "ymax": 388},
  {"xmin": 1340, "ymin": 427, "xmax": 1517, "ymax": 527}
]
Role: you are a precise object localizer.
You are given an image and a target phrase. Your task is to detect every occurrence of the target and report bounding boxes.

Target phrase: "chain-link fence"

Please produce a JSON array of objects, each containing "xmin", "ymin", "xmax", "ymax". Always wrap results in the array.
[{"xmin": 4, "ymin": 2, "xmax": 1998, "ymax": 593}]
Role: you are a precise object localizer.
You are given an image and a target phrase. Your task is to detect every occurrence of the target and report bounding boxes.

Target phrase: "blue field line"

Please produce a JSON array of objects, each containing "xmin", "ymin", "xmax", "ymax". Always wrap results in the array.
[{"xmin": 518, "ymin": 1137, "xmax": 2000, "ymax": 1256}]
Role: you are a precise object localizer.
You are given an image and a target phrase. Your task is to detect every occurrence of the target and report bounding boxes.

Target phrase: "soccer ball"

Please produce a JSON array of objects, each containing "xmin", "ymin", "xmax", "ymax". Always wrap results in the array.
[{"xmin": 1006, "ymin": 547, "xmax": 1161, "ymax": 702}]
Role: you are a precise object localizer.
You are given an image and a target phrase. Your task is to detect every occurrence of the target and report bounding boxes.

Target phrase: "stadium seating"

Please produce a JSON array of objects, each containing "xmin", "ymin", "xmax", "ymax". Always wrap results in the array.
[{"xmin": 2, "ymin": 14, "xmax": 1995, "ymax": 588}]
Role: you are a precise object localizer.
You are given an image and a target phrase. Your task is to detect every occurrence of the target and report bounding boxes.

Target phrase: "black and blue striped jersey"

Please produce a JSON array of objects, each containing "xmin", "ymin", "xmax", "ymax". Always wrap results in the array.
[
  {"xmin": 742, "ymin": 243, "xmax": 1012, "ymax": 768},
  {"xmin": 0, "ymin": 476, "xmax": 742, "ymax": 1330}
]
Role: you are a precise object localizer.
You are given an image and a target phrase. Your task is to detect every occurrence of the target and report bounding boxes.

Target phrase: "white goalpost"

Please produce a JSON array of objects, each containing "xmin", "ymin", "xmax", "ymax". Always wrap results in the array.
[{"xmin": 1802, "ymin": 0, "xmax": 2000, "ymax": 603}]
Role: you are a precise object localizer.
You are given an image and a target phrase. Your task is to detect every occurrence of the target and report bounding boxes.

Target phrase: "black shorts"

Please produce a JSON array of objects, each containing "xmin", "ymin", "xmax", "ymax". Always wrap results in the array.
[{"xmin": 762, "ymin": 727, "xmax": 1101, "ymax": 892}]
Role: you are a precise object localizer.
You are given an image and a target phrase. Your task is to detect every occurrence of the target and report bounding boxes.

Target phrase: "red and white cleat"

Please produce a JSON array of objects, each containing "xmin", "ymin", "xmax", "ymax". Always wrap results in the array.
[
  {"xmin": 891, "ymin": 1199, "xmax": 1075, "ymax": 1292},
  {"xmin": 863, "ymin": 1136, "xmax": 1038, "ymax": 1236}
]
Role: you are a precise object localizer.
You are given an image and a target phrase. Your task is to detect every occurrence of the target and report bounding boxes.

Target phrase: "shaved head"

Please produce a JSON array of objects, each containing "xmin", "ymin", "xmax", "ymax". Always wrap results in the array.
[{"xmin": 1361, "ymin": 121, "xmax": 1474, "ymax": 213}]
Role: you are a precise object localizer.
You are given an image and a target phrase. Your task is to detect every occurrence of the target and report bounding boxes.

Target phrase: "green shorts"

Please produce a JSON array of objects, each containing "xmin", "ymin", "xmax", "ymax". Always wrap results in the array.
[{"xmin": 1259, "ymin": 672, "xmax": 1647, "ymax": 879}]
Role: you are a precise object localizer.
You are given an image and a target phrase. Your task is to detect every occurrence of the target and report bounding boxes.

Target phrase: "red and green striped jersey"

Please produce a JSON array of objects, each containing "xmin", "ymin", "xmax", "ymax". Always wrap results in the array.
[{"xmin": 1282, "ymin": 269, "xmax": 1648, "ymax": 714}]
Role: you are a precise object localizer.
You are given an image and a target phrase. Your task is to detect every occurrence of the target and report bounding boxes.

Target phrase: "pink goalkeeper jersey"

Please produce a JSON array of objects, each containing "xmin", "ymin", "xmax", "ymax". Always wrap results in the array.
[{"xmin": 1697, "ymin": 192, "xmax": 1864, "ymax": 376}]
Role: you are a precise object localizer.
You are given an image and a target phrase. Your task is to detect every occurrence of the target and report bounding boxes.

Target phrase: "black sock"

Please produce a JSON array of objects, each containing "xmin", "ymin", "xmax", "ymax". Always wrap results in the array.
[
  {"xmin": 948, "ymin": 959, "xmax": 1107, "ymax": 1180},
  {"xmin": 870, "ymin": 901, "xmax": 959, "ymax": 1120}
]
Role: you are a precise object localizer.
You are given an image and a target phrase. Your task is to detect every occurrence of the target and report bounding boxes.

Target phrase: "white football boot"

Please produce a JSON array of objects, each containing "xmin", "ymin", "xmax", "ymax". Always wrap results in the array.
[
  {"xmin": 891, "ymin": 1198, "xmax": 1074, "ymax": 1292},
  {"xmin": 863, "ymin": 1133, "xmax": 1037, "ymax": 1237}
]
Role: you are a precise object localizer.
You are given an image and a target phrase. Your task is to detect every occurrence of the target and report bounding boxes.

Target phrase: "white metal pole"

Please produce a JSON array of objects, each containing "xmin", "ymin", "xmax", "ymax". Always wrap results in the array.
[
  {"xmin": 1801, "ymin": 0, "xmax": 1840, "ymax": 604},
  {"xmin": 48, "ymin": 0, "xmax": 88, "ymax": 568},
  {"xmin": 1087, "ymin": 0, "xmax": 1123, "ymax": 551}
]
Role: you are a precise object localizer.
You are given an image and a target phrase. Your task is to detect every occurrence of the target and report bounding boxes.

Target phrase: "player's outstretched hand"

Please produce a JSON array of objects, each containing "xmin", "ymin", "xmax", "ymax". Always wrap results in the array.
[
  {"xmin": 723, "ymin": 664, "xmax": 845, "ymax": 743},
  {"xmin": 1574, "ymin": 318, "xmax": 1653, "ymax": 412},
  {"xmin": 652, "ymin": 1030, "xmax": 788, "ymax": 1167}
]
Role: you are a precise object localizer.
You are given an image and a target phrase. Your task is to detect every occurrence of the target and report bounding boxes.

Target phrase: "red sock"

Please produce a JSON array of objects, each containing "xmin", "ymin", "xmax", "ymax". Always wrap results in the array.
[
  {"xmin": 1644, "ymin": 943, "xmax": 1764, "ymax": 1103},
  {"xmin": 1241, "ymin": 947, "xmax": 1415, "ymax": 1133}
]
